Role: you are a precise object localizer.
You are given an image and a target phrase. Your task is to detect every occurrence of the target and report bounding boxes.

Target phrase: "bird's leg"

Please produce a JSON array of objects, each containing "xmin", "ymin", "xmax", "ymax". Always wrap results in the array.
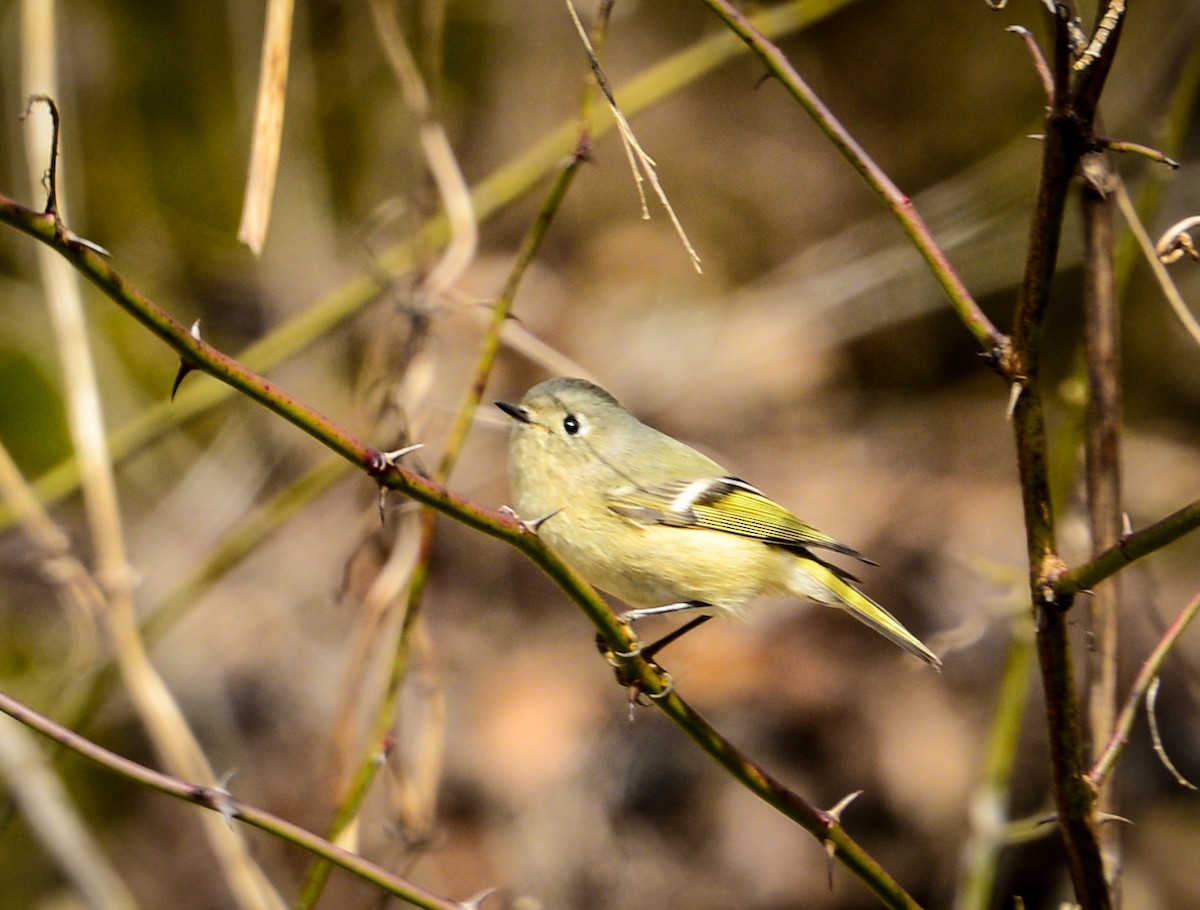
[
  {"xmin": 619, "ymin": 601, "xmax": 713, "ymax": 659},
  {"xmin": 600, "ymin": 601, "xmax": 709, "ymax": 659},
  {"xmin": 597, "ymin": 602, "xmax": 711, "ymax": 668},
  {"xmin": 596, "ymin": 606, "xmax": 712, "ymax": 704},
  {"xmin": 620, "ymin": 600, "xmax": 710, "ymax": 623},
  {"xmin": 641, "ymin": 614, "xmax": 711, "ymax": 661}
]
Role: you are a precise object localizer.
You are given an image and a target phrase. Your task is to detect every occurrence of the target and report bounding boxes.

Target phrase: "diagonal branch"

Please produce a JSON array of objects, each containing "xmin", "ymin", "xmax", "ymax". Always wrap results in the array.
[
  {"xmin": 1055, "ymin": 496, "xmax": 1200, "ymax": 596},
  {"xmin": 1087, "ymin": 587, "xmax": 1200, "ymax": 788},
  {"xmin": 694, "ymin": 0, "xmax": 1006, "ymax": 362},
  {"xmin": 0, "ymin": 0, "xmax": 859, "ymax": 534},
  {"xmin": 0, "ymin": 185, "xmax": 924, "ymax": 910},
  {"xmin": 0, "ymin": 688, "xmax": 464, "ymax": 910}
]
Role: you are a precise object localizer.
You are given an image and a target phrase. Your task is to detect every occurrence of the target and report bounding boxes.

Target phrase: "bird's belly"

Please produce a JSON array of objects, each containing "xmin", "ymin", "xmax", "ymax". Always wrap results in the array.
[{"xmin": 539, "ymin": 513, "xmax": 772, "ymax": 614}]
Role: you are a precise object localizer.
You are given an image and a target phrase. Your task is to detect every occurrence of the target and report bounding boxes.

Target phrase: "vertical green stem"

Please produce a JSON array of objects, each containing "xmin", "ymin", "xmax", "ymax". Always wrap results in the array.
[{"xmin": 953, "ymin": 631, "xmax": 1035, "ymax": 910}]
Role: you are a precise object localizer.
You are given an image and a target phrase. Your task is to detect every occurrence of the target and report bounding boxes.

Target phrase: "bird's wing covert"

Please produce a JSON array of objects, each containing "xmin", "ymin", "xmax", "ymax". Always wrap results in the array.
[{"xmin": 606, "ymin": 476, "xmax": 871, "ymax": 562}]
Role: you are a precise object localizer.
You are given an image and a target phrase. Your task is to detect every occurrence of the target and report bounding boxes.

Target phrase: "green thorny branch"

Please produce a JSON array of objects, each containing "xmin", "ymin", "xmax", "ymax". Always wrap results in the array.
[{"xmin": 3, "ymin": 99, "xmax": 919, "ymax": 909}]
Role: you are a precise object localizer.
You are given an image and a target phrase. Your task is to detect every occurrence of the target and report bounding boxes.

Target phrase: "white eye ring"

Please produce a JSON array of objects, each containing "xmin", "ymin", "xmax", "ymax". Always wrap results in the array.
[{"xmin": 563, "ymin": 414, "xmax": 581, "ymax": 435}]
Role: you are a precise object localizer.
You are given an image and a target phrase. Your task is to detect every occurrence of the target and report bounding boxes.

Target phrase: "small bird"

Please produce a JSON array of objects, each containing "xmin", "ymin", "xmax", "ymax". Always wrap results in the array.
[{"xmin": 496, "ymin": 377, "xmax": 940, "ymax": 668}]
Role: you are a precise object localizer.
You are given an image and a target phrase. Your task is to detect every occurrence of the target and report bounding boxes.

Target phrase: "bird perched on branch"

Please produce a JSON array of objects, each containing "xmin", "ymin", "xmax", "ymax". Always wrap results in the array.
[{"xmin": 497, "ymin": 377, "xmax": 940, "ymax": 669}]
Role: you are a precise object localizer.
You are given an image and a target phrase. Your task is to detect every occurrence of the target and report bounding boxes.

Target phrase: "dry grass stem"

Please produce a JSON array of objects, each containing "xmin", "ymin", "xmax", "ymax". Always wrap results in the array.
[
  {"xmin": 0, "ymin": 717, "xmax": 138, "ymax": 910},
  {"xmin": 564, "ymin": 0, "xmax": 703, "ymax": 274},
  {"xmin": 1114, "ymin": 181, "xmax": 1200, "ymax": 346},
  {"xmin": 369, "ymin": 0, "xmax": 477, "ymax": 300},
  {"xmin": 21, "ymin": 12, "xmax": 287, "ymax": 910},
  {"xmin": 237, "ymin": 0, "xmax": 295, "ymax": 255}
]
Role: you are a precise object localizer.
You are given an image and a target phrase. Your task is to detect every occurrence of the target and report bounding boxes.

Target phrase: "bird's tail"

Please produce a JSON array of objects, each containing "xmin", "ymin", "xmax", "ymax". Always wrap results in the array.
[{"xmin": 788, "ymin": 557, "xmax": 941, "ymax": 669}]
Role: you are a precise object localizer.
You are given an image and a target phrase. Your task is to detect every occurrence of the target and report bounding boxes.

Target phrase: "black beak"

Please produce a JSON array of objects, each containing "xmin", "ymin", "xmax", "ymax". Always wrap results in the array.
[{"xmin": 495, "ymin": 400, "xmax": 533, "ymax": 424}]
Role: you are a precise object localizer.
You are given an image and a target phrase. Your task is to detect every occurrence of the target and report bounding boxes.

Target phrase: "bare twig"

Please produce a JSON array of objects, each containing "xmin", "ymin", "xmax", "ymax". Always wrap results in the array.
[
  {"xmin": 21, "ymin": 80, "xmax": 288, "ymax": 910},
  {"xmin": 1088, "ymin": 588, "xmax": 1200, "ymax": 788},
  {"xmin": 1115, "ymin": 185, "xmax": 1200, "ymax": 347},
  {"xmin": 1081, "ymin": 143, "xmax": 1123, "ymax": 889},
  {"xmin": 20, "ymin": 95, "xmax": 59, "ymax": 216},
  {"xmin": 1074, "ymin": 1, "xmax": 1125, "ymax": 73},
  {"xmin": 1102, "ymin": 140, "xmax": 1178, "ymax": 167},
  {"xmin": 1146, "ymin": 678, "xmax": 1198, "ymax": 790},
  {"xmin": 0, "ymin": 688, "xmax": 465, "ymax": 910},
  {"xmin": 1007, "ymin": 26, "xmax": 1054, "ymax": 103},
  {"xmin": 0, "ymin": 0, "xmax": 848, "ymax": 534},
  {"xmin": 564, "ymin": 0, "xmax": 703, "ymax": 273},
  {"xmin": 695, "ymin": 0, "xmax": 1006, "ymax": 362},
  {"xmin": 1056, "ymin": 496, "xmax": 1200, "ymax": 596},
  {"xmin": 1005, "ymin": 5, "xmax": 1118, "ymax": 906}
]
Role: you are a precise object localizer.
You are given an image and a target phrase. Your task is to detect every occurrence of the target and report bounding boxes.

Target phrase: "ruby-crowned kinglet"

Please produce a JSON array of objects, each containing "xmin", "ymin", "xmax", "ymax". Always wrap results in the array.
[{"xmin": 496, "ymin": 377, "xmax": 940, "ymax": 668}]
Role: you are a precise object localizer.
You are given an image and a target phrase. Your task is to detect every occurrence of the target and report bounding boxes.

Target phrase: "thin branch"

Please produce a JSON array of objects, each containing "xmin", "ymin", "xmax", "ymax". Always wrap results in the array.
[
  {"xmin": 1088, "ymin": 588, "xmax": 1200, "ymax": 788},
  {"xmin": 1007, "ymin": 8, "xmax": 1080, "ymax": 382},
  {"xmin": 694, "ymin": 0, "xmax": 1006, "ymax": 363},
  {"xmin": 0, "ymin": 178, "xmax": 924, "ymax": 910},
  {"xmin": 0, "ymin": 689, "xmax": 465, "ymax": 910},
  {"xmin": 20, "ymin": 95, "xmax": 59, "ymax": 216},
  {"xmin": 0, "ymin": 0, "xmax": 853, "ymax": 533},
  {"xmin": 297, "ymin": 119, "xmax": 589, "ymax": 910},
  {"xmin": 1055, "ymin": 496, "xmax": 1200, "ymax": 596},
  {"xmin": 1114, "ymin": 184, "xmax": 1200, "ymax": 347},
  {"xmin": 1004, "ymin": 6, "xmax": 1116, "ymax": 907},
  {"xmin": 1080, "ymin": 144, "xmax": 1122, "ymax": 887},
  {"xmin": 1102, "ymin": 140, "xmax": 1178, "ymax": 167},
  {"xmin": 1145, "ymin": 678, "xmax": 1197, "ymax": 789},
  {"xmin": 564, "ymin": 0, "xmax": 703, "ymax": 273},
  {"xmin": 1007, "ymin": 26, "xmax": 1054, "ymax": 103}
]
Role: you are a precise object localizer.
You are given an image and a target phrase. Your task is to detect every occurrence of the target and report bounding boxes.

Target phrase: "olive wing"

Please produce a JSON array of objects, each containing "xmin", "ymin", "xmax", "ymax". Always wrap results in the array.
[{"xmin": 606, "ymin": 476, "xmax": 874, "ymax": 564}]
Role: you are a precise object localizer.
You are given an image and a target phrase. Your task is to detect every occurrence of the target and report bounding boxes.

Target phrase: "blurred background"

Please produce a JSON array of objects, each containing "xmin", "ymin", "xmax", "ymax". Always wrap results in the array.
[{"xmin": 2, "ymin": 1, "xmax": 1200, "ymax": 908}]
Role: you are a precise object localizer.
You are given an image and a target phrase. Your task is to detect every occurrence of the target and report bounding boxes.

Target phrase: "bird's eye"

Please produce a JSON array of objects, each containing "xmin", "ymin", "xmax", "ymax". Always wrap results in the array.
[{"xmin": 563, "ymin": 414, "xmax": 581, "ymax": 435}]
